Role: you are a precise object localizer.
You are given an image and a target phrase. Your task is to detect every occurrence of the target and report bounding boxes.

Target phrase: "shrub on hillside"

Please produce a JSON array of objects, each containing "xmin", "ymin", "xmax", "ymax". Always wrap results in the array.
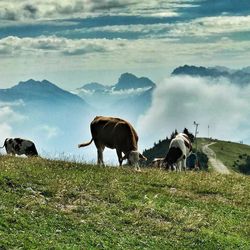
[{"xmin": 237, "ymin": 155, "xmax": 250, "ymax": 175}]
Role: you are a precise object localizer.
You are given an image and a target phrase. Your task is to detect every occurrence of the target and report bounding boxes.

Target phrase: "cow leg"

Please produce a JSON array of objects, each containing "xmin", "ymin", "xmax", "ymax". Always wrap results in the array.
[
  {"xmin": 177, "ymin": 162, "xmax": 182, "ymax": 172},
  {"xmin": 182, "ymin": 159, "xmax": 187, "ymax": 172},
  {"xmin": 134, "ymin": 162, "xmax": 141, "ymax": 172},
  {"xmin": 97, "ymin": 148, "xmax": 103, "ymax": 166},
  {"xmin": 94, "ymin": 140, "xmax": 104, "ymax": 166},
  {"xmin": 116, "ymin": 149, "xmax": 123, "ymax": 166},
  {"xmin": 97, "ymin": 145, "xmax": 105, "ymax": 166}
]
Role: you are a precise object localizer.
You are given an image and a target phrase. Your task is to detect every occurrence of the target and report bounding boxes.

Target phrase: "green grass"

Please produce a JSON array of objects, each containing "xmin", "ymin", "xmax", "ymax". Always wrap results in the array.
[
  {"xmin": 209, "ymin": 140, "xmax": 250, "ymax": 170},
  {"xmin": 0, "ymin": 155, "xmax": 250, "ymax": 249}
]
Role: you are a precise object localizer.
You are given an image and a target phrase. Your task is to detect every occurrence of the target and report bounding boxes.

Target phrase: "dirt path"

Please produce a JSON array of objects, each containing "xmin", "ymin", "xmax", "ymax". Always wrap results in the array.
[{"xmin": 202, "ymin": 142, "xmax": 230, "ymax": 174}]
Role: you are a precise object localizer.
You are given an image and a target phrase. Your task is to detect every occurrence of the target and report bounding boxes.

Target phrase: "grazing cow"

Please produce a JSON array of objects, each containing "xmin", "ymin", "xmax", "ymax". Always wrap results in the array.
[
  {"xmin": 0, "ymin": 138, "xmax": 38, "ymax": 157},
  {"xmin": 78, "ymin": 116, "xmax": 147, "ymax": 168},
  {"xmin": 163, "ymin": 128, "xmax": 194, "ymax": 171},
  {"xmin": 151, "ymin": 158, "xmax": 165, "ymax": 168}
]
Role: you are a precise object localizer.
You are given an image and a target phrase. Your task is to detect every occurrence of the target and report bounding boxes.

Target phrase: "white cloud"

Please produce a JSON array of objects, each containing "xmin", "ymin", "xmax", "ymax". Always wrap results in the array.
[
  {"xmin": 110, "ymin": 87, "xmax": 152, "ymax": 95},
  {"xmin": 0, "ymin": 36, "xmax": 112, "ymax": 56},
  {"xmin": 0, "ymin": 104, "xmax": 26, "ymax": 122},
  {"xmin": 38, "ymin": 125, "xmax": 61, "ymax": 139},
  {"xmin": 0, "ymin": 0, "xmax": 183, "ymax": 21},
  {"xmin": 1, "ymin": 35, "xmax": 249, "ymax": 63},
  {"xmin": 69, "ymin": 23, "xmax": 174, "ymax": 39},
  {"xmin": 0, "ymin": 99, "xmax": 25, "ymax": 107},
  {"xmin": 0, "ymin": 123, "xmax": 12, "ymax": 147},
  {"xmin": 137, "ymin": 76, "xmax": 250, "ymax": 148},
  {"xmin": 1, "ymin": 34, "xmax": 250, "ymax": 90},
  {"xmin": 52, "ymin": 14, "xmax": 250, "ymax": 41},
  {"xmin": 169, "ymin": 15, "xmax": 250, "ymax": 38},
  {"xmin": 1, "ymin": 1, "xmax": 249, "ymax": 41},
  {"xmin": 0, "ymin": 101, "xmax": 27, "ymax": 146}
]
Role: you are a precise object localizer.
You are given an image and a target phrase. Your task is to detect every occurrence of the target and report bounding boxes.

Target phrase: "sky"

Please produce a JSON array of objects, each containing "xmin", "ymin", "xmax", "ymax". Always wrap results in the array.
[{"xmin": 1, "ymin": 0, "xmax": 250, "ymax": 89}]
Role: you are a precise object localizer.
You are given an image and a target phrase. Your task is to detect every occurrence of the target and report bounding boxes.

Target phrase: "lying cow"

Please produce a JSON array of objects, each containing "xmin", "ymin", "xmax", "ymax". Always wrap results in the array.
[
  {"xmin": 151, "ymin": 158, "xmax": 165, "ymax": 169},
  {"xmin": 78, "ymin": 116, "xmax": 147, "ymax": 169},
  {"xmin": 0, "ymin": 138, "xmax": 38, "ymax": 157},
  {"xmin": 163, "ymin": 128, "xmax": 194, "ymax": 171},
  {"xmin": 151, "ymin": 157, "xmax": 177, "ymax": 170}
]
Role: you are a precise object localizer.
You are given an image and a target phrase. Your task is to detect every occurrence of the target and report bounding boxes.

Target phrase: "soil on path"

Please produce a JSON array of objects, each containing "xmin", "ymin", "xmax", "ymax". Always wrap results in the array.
[{"xmin": 202, "ymin": 142, "xmax": 230, "ymax": 174}]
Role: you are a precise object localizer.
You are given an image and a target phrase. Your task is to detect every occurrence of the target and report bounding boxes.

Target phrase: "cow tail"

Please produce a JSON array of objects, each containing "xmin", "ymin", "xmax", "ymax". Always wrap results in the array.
[
  {"xmin": 0, "ymin": 139, "xmax": 6, "ymax": 149},
  {"xmin": 78, "ymin": 138, "xmax": 94, "ymax": 148}
]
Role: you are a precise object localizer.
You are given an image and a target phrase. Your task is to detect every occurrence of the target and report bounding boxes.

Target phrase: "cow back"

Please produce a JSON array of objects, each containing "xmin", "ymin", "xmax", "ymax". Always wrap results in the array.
[
  {"xmin": 90, "ymin": 116, "xmax": 138, "ymax": 152},
  {"xmin": 4, "ymin": 138, "xmax": 38, "ymax": 156}
]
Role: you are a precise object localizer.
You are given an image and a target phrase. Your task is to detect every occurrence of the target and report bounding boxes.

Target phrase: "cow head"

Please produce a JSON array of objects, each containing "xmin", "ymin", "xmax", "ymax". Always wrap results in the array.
[
  {"xmin": 151, "ymin": 158, "xmax": 165, "ymax": 168},
  {"xmin": 123, "ymin": 150, "xmax": 147, "ymax": 166},
  {"xmin": 183, "ymin": 128, "xmax": 195, "ymax": 142}
]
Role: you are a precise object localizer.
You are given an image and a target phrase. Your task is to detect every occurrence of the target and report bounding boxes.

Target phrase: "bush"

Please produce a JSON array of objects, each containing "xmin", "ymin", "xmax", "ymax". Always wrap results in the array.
[{"xmin": 238, "ymin": 155, "xmax": 250, "ymax": 175}]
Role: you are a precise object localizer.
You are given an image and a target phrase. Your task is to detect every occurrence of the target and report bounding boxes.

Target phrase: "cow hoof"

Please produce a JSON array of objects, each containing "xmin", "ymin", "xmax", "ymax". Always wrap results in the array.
[{"xmin": 135, "ymin": 168, "xmax": 142, "ymax": 172}]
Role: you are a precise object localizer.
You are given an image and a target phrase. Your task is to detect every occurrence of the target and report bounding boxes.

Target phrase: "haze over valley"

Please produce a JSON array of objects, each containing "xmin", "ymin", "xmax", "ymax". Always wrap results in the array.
[{"xmin": 1, "ymin": 66, "xmax": 250, "ymax": 163}]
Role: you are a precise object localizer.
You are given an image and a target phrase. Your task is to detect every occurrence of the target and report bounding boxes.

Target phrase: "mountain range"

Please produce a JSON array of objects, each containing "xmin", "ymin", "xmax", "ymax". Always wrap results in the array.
[
  {"xmin": 1, "ymin": 79, "xmax": 87, "ymax": 105},
  {"xmin": 0, "ymin": 79, "xmax": 91, "ymax": 155},
  {"xmin": 0, "ymin": 73, "xmax": 156, "ymax": 158},
  {"xmin": 172, "ymin": 65, "xmax": 250, "ymax": 85},
  {"xmin": 1, "ymin": 66, "xmax": 249, "ymax": 159},
  {"xmin": 74, "ymin": 72, "xmax": 156, "ymax": 121},
  {"xmin": 77, "ymin": 72, "xmax": 155, "ymax": 93}
]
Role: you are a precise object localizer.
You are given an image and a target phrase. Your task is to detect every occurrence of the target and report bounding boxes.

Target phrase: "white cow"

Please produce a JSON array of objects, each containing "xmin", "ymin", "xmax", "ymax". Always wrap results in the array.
[
  {"xmin": 0, "ymin": 138, "xmax": 38, "ymax": 157},
  {"xmin": 163, "ymin": 128, "xmax": 194, "ymax": 171}
]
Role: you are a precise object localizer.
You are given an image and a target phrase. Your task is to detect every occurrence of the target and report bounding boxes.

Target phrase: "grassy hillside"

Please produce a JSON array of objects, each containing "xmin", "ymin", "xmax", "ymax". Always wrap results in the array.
[
  {"xmin": 0, "ymin": 156, "xmax": 250, "ymax": 249},
  {"xmin": 197, "ymin": 138, "xmax": 250, "ymax": 174},
  {"xmin": 142, "ymin": 137, "xmax": 170, "ymax": 163}
]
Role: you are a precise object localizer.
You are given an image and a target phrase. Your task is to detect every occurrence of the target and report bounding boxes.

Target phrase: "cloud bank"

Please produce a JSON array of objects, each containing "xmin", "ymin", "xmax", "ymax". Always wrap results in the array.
[
  {"xmin": 0, "ymin": 0, "xmax": 181, "ymax": 21},
  {"xmin": 137, "ymin": 76, "xmax": 250, "ymax": 148},
  {"xmin": 0, "ymin": 123, "xmax": 12, "ymax": 147},
  {"xmin": 0, "ymin": 101, "xmax": 27, "ymax": 147},
  {"xmin": 0, "ymin": 36, "xmax": 111, "ymax": 56}
]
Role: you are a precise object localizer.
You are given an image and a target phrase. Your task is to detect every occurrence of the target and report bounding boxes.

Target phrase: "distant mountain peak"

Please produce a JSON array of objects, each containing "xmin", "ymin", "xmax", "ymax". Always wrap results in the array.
[
  {"xmin": 119, "ymin": 72, "xmax": 137, "ymax": 82},
  {"xmin": 171, "ymin": 65, "xmax": 250, "ymax": 85},
  {"xmin": 41, "ymin": 79, "xmax": 53, "ymax": 85},
  {"xmin": 114, "ymin": 72, "xmax": 155, "ymax": 90},
  {"xmin": 79, "ymin": 82, "xmax": 108, "ymax": 92},
  {"xmin": 77, "ymin": 72, "xmax": 156, "ymax": 94},
  {"xmin": 26, "ymin": 78, "xmax": 36, "ymax": 83},
  {"xmin": 18, "ymin": 78, "xmax": 38, "ymax": 85},
  {"xmin": 4, "ymin": 79, "xmax": 87, "ymax": 106},
  {"xmin": 13, "ymin": 79, "xmax": 61, "ymax": 92},
  {"xmin": 171, "ymin": 65, "xmax": 227, "ymax": 77}
]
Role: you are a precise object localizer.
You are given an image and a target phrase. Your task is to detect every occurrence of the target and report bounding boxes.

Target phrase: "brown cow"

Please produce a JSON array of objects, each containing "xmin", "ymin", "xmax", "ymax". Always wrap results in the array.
[{"xmin": 78, "ymin": 116, "xmax": 146, "ymax": 168}]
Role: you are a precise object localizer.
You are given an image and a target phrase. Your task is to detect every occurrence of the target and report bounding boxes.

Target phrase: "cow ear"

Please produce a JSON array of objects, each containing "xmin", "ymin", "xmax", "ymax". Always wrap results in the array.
[{"xmin": 139, "ymin": 153, "xmax": 147, "ymax": 161}]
